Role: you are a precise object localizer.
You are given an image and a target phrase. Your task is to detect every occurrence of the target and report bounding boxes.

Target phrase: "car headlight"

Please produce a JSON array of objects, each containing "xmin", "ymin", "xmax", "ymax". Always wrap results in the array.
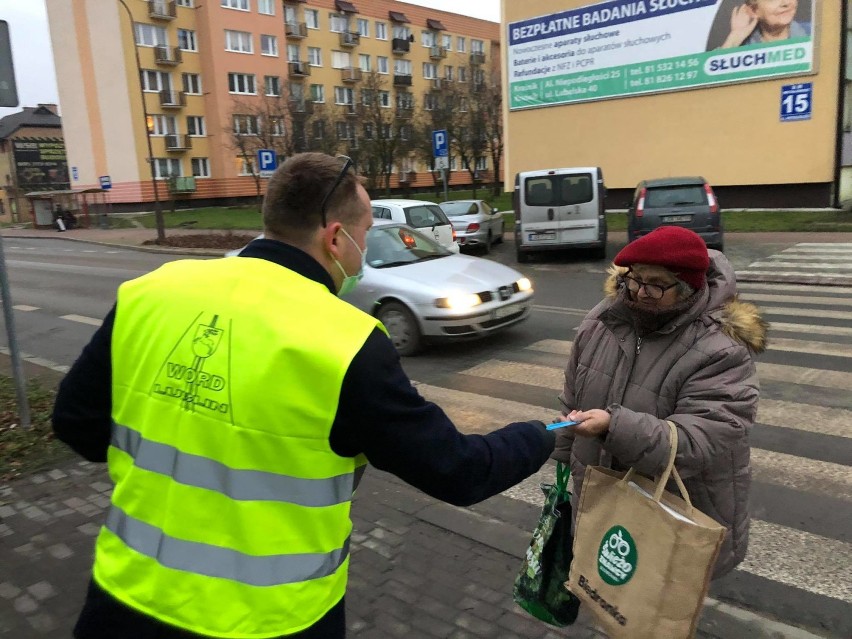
[
  {"xmin": 515, "ymin": 277, "xmax": 533, "ymax": 292},
  {"xmin": 435, "ymin": 293, "xmax": 482, "ymax": 310}
]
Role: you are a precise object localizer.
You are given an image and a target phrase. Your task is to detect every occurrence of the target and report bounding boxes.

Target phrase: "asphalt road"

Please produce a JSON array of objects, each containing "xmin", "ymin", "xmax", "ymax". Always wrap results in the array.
[{"xmin": 0, "ymin": 236, "xmax": 850, "ymax": 637}]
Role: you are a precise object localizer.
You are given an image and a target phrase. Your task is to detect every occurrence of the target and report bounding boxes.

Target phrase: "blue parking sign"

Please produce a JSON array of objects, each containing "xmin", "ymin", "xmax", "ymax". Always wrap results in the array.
[
  {"xmin": 432, "ymin": 130, "xmax": 448, "ymax": 158},
  {"xmin": 780, "ymin": 83, "xmax": 812, "ymax": 122},
  {"xmin": 257, "ymin": 149, "xmax": 277, "ymax": 177}
]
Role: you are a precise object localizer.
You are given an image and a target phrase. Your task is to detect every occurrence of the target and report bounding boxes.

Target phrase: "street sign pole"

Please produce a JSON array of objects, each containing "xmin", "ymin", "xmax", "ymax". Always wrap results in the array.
[
  {"xmin": 0, "ymin": 236, "xmax": 31, "ymax": 430},
  {"xmin": 443, "ymin": 167, "xmax": 448, "ymax": 202},
  {"xmin": 432, "ymin": 129, "xmax": 449, "ymax": 203}
]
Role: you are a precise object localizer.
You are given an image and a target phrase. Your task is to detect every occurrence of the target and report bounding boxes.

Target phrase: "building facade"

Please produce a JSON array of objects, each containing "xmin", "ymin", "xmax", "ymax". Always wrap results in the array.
[
  {"xmin": 0, "ymin": 104, "xmax": 69, "ymax": 223},
  {"xmin": 45, "ymin": 0, "xmax": 500, "ymax": 209},
  {"xmin": 502, "ymin": 0, "xmax": 847, "ymax": 208}
]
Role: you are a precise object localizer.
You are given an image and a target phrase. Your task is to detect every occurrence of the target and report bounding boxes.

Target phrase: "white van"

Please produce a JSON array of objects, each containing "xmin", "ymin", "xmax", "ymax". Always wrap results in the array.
[{"xmin": 513, "ymin": 167, "xmax": 607, "ymax": 262}]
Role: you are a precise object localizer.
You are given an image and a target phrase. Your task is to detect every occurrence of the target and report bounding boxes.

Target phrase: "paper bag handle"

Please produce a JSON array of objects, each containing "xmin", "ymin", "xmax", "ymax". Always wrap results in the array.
[{"xmin": 622, "ymin": 420, "xmax": 692, "ymax": 508}]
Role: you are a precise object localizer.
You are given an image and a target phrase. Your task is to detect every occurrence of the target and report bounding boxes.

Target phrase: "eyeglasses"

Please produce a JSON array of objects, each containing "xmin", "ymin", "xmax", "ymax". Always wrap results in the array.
[
  {"xmin": 623, "ymin": 274, "xmax": 678, "ymax": 300},
  {"xmin": 319, "ymin": 155, "xmax": 354, "ymax": 227}
]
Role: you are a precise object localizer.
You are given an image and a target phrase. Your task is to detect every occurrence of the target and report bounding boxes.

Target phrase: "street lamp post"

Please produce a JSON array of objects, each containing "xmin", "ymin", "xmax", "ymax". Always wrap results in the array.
[{"xmin": 117, "ymin": 0, "xmax": 166, "ymax": 242}]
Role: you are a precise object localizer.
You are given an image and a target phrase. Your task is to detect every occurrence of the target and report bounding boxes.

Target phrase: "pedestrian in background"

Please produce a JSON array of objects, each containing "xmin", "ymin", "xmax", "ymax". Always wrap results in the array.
[
  {"xmin": 553, "ymin": 226, "xmax": 767, "ymax": 579},
  {"xmin": 52, "ymin": 152, "xmax": 556, "ymax": 639}
]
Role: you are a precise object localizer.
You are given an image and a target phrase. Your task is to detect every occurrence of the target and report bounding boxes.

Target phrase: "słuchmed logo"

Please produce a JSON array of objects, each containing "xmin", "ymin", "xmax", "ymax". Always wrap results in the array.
[{"xmin": 597, "ymin": 525, "xmax": 637, "ymax": 586}]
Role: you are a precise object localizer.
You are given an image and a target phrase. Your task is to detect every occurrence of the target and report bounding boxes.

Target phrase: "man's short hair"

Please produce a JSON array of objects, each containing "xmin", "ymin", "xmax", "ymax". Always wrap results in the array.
[{"xmin": 262, "ymin": 152, "xmax": 363, "ymax": 240}]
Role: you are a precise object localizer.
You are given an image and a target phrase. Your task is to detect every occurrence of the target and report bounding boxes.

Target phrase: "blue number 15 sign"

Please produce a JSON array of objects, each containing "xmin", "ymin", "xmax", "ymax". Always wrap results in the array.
[{"xmin": 780, "ymin": 83, "xmax": 812, "ymax": 122}]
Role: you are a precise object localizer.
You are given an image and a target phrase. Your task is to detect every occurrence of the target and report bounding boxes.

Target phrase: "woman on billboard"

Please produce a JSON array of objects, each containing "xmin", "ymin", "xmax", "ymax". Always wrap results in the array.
[{"xmin": 718, "ymin": 0, "xmax": 811, "ymax": 48}]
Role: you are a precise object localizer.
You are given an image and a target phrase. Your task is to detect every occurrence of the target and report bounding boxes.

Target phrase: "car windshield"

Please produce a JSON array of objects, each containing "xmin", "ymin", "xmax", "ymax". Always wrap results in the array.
[
  {"xmin": 403, "ymin": 204, "xmax": 451, "ymax": 227},
  {"xmin": 366, "ymin": 225, "xmax": 451, "ymax": 268},
  {"xmin": 440, "ymin": 201, "xmax": 478, "ymax": 216},
  {"xmin": 645, "ymin": 185, "xmax": 706, "ymax": 207}
]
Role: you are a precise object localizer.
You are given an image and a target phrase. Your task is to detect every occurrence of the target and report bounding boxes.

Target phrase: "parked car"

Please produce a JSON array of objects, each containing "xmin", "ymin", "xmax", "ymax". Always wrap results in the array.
[
  {"xmin": 439, "ymin": 199, "xmax": 505, "ymax": 253},
  {"xmin": 227, "ymin": 221, "xmax": 534, "ymax": 356},
  {"xmin": 371, "ymin": 199, "xmax": 459, "ymax": 253},
  {"xmin": 627, "ymin": 177, "xmax": 724, "ymax": 251},
  {"xmin": 513, "ymin": 166, "xmax": 607, "ymax": 262}
]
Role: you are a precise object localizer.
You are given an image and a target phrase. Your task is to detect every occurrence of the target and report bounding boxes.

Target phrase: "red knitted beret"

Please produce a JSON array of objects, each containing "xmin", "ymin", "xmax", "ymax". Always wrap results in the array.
[{"xmin": 614, "ymin": 226, "xmax": 710, "ymax": 290}]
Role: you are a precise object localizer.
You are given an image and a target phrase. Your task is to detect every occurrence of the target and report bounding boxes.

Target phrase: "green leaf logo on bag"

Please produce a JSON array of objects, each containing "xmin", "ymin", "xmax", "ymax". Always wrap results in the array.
[{"xmin": 597, "ymin": 526, "xmax": 637, "ymax": 586}]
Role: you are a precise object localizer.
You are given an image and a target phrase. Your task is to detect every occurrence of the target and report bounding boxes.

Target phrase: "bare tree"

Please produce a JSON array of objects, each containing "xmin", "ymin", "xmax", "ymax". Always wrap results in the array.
[{"xmin": 478, "ymin": 69, "xmax": 504, "ymax": 196}]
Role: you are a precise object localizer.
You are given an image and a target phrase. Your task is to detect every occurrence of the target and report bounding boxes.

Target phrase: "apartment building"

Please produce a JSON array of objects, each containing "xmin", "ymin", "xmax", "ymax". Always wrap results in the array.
[{"xmin": 45, "ymin": 0, "xmax": 499, "ymax": 208}]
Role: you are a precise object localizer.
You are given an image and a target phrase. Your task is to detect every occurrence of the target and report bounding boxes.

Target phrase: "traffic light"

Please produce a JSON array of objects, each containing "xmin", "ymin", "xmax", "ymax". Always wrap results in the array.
[{"xmin": 0, "ymin": 21, "xmax": 19, "ymax": 108}]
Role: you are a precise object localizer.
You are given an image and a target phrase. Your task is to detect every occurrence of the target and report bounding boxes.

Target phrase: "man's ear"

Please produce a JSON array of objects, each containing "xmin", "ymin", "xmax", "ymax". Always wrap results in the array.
[{"xmin": 322, "ymin": 221, "xmax": 343, "ymax": 258}]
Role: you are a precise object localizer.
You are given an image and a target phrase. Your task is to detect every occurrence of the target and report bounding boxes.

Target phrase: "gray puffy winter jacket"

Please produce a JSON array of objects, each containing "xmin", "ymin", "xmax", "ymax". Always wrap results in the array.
[{"xmin": 553, "ymin": 251, "xmax": 768, "ymax": 578}]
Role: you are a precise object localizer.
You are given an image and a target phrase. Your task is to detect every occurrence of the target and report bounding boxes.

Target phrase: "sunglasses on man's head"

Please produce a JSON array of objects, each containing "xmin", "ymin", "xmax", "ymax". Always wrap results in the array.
[{"xmin": 319, "ymin": 155, "xmax": 354, "ymax": 227}]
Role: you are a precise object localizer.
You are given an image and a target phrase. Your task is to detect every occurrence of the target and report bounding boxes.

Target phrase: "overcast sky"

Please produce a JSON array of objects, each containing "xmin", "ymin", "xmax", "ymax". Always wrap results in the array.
[{"xmin": 0, "ymin": 0, "xmax": 500, "ymax": 118}]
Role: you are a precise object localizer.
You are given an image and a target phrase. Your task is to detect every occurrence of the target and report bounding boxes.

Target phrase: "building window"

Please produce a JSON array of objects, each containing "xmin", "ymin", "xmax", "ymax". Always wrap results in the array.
[
  {"xmin": 233, "ymin": 114, "xmax": 259, "ymax": 135},
  {"xmin": 270, "ymin": 117, "xmax": 285, "ymax": 137},
  {"xmin": 474, "ymin": 69, "xmax": 485, "ymax": 86},
  {"xmin": 134, "ymin": 23, "xmax": 168, "ymax": 47},
  {"xmin": 141, "ymin": 69, "xmax": 171, "ymax": 92},
  {"xmin": 359, "ymin": 54, "xmax": 371, "ymax": 72},
  {"xmin": 228, "ymin": 73, "xmax": 256, "ymax": 94},
  {"xmin": 357, "ymin": 18, "xmax": 369, "ymax": 37},
  {"xmin": 154, "ymin": 158, "xmax": 182, "ymax": 179},
  {"xmin": 444, "ymin": 66, "xmax": 453, "ymax": 81},
  {"xmin": 187, "ymin": 116, "xmax": 206, "ymax": 136},
  {"xmin": 221, "ymin": 0, "xmax": 249, "ymax": 10},
  {"xmin": 336, "ymin": 121, "xmax": 355, "ymax": 140},
  {"xmin": 471, "ymin": 39, "xmax": 485, "ymax": 54},
  {"xmin": 377, "ymin": 56, "xmax": 389, "ymax": 74},
  {"xmin": 363, "ymin": 122, "xmax": 373, "ymax": 139},
  {"xmin": 191, "ymin": 158, "xmax": 210, "ymax": 177},
  {"xmin": 237, "ymin": 156, "xmax": 256, "ymax": 175},
  {"xmin": 149, "ymin": 114, "xmax": 177, "ymax": 136},
  {"xmin": 360, "ymin": 88, "xmax": 373, "ymax": 106},
  {"xmin": 308, "ymin": 47, "xmax": 322, "ymax": 66},
  {"xmin": 450, "ymin": 155, "xmax": 458, "ymax": 171},
  {"xmin": 423, "ymin": 93, "xmax": 438, "ymax": 111},
  {"xmin": 329, "ymin": 13, "xmax": 348, "ymax": 33},
  {"xmin": 178, "ymin": 29, "xmax": 197, "ymax": 51},
  {"xmin": 176, "ymin": 0, "xmax": 194, "ymax": 6},
  {"xmin": 392, "ymin": 25, "xmax": 411, "ymax": 40},
  {"xmin": 225, "ymin": 30, "xmax": 253, "ymax": 53},
  {"xmin": 182, "ymin": 73, "xmax": 202, "ymax": 94},
  {"xmin": 475, "ymin": 157, "xmax": 487, "ymax": 171},
  {"xmin": 394, "ymin": 59, "xmax": 411, "ymax": 76},
  {"xmin": 287, "ymin": 44, "xmax": 301, "ymax": 62},
  {"xmin": 459, "ymin": 96, "xmax": 469, "ymax": 112},
  {"xmin": 422, "ymin": 63, "xmax": 437, "ymax": 79},
  {"xmin": 313, "ymin": 120, "xmax": 325, "ymax": 139},
  {"xmin": 334, "ymin": 86, "xmax": 354, "ymax": 105},
  {"xmin": 260, "ymin": 34, "xmax": 278, "ymax": 56},
  {"xmin": 331, "ymin": 50, "xmax": 351, "ymax": 70},
  {"xmin": 289, "ymin": 82, "xmax": 304, "ymax": 101},
  {"xmin": 399, "ymin": 125, "xmax": 410, "ymax": 141},
  {"xmin": 458, "ymin": 66, "xmax": 467, "ymax": 82},
  {"xmin": 396, "ymin": 92, "xmax": 413, "ymax": 109},
  {"xmin": 375, "ymin": 21, "xmax": 387, "ymax": 40},
  {"xmin": 264, "ymin": 75, "xmax": 281, "ymax": 96},
  {"xmin": 305, "ymin": 9, "xmax": 319, "ymax": 29},
  {"xmin": 421, "ymin": 31, "xmax": 437, "ymax": 47},
  {"xmin": 442, "ymin": 34, "xmax": 452, "ymax": 50},
  {"xmin": 310, "ymin": 84, "xmax": 325, "ymax": 102},
  {"xmin": 456, "ymin": 36, "xmax": 466, "ymax": 52},
  {"xmin": 379, "ymin": 91, "xmax": 390, "ymax": 107},
  {"xmin": 257, "ymin": 0, "xmax": 274, "ymax": 15}
]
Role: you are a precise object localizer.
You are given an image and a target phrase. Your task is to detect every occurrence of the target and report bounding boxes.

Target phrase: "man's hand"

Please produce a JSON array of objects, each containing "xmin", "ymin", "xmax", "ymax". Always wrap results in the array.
[{"xmin": 563, "ymin": 409, "xmax": 611, "ymax": 438}]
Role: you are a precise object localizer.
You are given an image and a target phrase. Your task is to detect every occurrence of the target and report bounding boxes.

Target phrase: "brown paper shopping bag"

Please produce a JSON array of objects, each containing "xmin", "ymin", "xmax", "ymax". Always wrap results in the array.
[{"xmin": 566, "ymin": 422, "xmax": 726, "ymax": 639}]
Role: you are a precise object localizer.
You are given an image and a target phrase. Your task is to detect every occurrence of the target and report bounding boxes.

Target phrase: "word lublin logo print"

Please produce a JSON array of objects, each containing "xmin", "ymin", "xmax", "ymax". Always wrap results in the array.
[{"xmin": 597, "ymin": 525, "xmax": 637, "ymax": 586}]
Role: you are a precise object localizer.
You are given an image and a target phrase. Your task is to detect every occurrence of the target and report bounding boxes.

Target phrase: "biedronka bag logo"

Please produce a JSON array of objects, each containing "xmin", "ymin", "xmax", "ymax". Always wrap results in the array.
[{"xmin": 597, "ymin": 525, "xmax": 637, "ymax": 586}]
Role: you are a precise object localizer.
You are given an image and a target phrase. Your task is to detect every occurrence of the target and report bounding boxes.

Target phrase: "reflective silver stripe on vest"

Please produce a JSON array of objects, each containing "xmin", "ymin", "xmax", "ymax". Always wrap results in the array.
[
  {"xmin": 112, "ymin": 421, "xmax": 359, "ymax": 507},
  {"xmin": 105, "ymin": 505, "xmax": 349, "ymax": 586}
]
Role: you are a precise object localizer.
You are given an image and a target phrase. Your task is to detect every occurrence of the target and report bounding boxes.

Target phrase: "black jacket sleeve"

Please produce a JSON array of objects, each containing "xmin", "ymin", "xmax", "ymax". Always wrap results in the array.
[
  {"xmin": 51, "ymin": 305, "xmax": 115, "ymax": 462},
  {"xmin": 329, "ymin": 328, "xmax": 555, "ymax": 507}
]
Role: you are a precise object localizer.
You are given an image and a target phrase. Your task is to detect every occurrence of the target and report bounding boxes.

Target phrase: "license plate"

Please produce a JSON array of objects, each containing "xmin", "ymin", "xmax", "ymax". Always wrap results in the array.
[
  {"xmin": 528, "ymin": 231, "xmax": 555, "ymax": 241},
  {"xmin": 494, "ymin": 303, "xmax": 521, "ymax": 319},
  {"xmin": 663, "ymin": 215, "xmax": 692, "ymax": 223}
]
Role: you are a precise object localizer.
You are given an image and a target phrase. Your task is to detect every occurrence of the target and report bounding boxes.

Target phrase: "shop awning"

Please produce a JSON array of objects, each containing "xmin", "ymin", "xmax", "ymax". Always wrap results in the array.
[
  {"xmin": 335, "ymin": 0, "xmax": 357, "ymax": 13},
  {"xmin": 388, "ymin": 10, "xmax": 409, "ymax": 23},
  {"xmin": 426, "ymin": 18, "xmax": 445, "ymax": 30}
]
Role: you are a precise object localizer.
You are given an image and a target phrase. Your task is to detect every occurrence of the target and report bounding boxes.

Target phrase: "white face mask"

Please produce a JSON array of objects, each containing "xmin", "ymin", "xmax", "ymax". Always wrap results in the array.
[{"xmin": 332, "ymin": 226, "xmax": 367, "ymax": 296}]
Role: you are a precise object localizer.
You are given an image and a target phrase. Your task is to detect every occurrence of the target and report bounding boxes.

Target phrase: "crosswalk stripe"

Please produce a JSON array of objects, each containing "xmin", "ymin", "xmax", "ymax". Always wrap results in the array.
[
  {"xmin": 758, "ymin": 306, "xmax": 852, "ymax": 321},
  {"xmin": 791, "ymin": 243, "xmax": 852, "ymax": 247},
  {"xmin": 766, "ymin": 337, "xmax": 852, "ymax": 358},
  {"xmin": 532, "ymin": 305, "xmax": 589, "ymax": 317},
  {"xmin": 747, "ymin": 262, "xmax": 852, "ymax": 269},
  {"xmin": 11, "ymin": 305, "xmax": 39, "ymax": 312},
  {"xmin": 758, "ymin": 399, "xmax": 852, "ymax": 439},
  {"xmin": 527, "ymin": 339, "xmax": 572, "ymax": 356},
  {"xmin": 764, "ymin": 255, "xmax": 852, "ymax": 261},
  {"xmin": 59, "ymin": 314, "xmax": 102, "ymax": 326},
  {"xmin": 737, "ymin": 282, "xmax": 852, "ymax": 294},
  {"xmin": 769, "ymin": 321, "xmax": 852, "ymax": 337},
  {"xmin": 757, "ymin": 362, "xmax": 852, "ymax": 391},
  {"xmin": 751, "ymin": 449, "xmax": 851, "ymax": 502},
  {"xmin": 736, "ymin": 271, "xmax": 852, "ymax": 282},
  {"xmin": 741, "ymin": 293, "xmax": 852, "ymax": 308}
]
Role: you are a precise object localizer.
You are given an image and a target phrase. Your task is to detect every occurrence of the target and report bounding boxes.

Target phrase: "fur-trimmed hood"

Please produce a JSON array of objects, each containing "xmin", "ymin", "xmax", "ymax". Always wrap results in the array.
[{"xmin": 602, "ymin": 250, "xmax": 768, "ymax": 354}]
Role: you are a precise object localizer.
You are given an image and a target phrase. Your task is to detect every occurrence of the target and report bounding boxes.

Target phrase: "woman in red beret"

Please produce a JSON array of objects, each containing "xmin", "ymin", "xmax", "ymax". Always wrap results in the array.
[{"xmin": 553, "ymin": 226, "xmax": 768, "ymax": 579}]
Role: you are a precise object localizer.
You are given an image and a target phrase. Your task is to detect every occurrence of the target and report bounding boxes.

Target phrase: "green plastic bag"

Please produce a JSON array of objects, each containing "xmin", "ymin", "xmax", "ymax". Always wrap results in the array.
[{"xmin": 513, "ymin": 462, "xmax": 581, "ymax": 626}]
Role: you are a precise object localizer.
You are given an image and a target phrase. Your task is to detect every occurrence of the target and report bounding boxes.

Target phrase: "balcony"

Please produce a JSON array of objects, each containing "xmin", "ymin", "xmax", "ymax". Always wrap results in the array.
[
  {"xmin": 148, "ymin": 0, "xmax": 177, "ymax": 20},
  {"xmin": 429, "ymin": 46, "xmax": 447, "ymax": 60},
  {"xmin": 395, "ymin": 106, "xmax": 413, "ymax": 120},
  {"xmin": 159, "ymin": 90, "xmax": 186, "ymax": 108},
  {"xmin": 391, "ymin": 38, "xmax": 410, "ymax": 54},
  {"xmin": 167, "ymin": 176, "xmax": 196, "ymax": 194},
  {"xmin": 341, "ymin": 67, "xmax": 362, "ymax": 83},
  {"xmin": 288, "ymin": 61, "xmax": 311, "ymax": 77},
  {"xmin": 285, "ymin": 22, "xmax": 308, "ymax": 39},
  {"xmin": 393, "ymin": 74, "xmax": 412, "ymax": 87},
  {"xmin": 154, "ymin": 46, "xmax": 182, "ymax": 66},
  {"xmin": 289, "ymin": 99, "xmax": 314, "ymax": 115},
  {"xmin": 342, "ymin": 103, "xmax": 360, "ymax": 117},
  {"xmin": 470, "ymin": 52, "xmax": 486, "ymax": 65},
  {"xmin": 164, "ymin": 134, "xmax": 192, "ymax": 151},
  {"xmin": 339, "ymin": 31, "xmax": 360, "ymax": 48}
]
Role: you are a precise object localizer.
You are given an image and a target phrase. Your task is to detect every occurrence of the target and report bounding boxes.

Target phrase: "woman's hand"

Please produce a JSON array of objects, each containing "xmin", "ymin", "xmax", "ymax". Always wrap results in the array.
[
  {"xmin": 720, "ymin": 4, "xmax": 758, "ymax": 48},
  {"xmin": 564, "ymin": 409, "xmax": 611, "ymax": 438}
]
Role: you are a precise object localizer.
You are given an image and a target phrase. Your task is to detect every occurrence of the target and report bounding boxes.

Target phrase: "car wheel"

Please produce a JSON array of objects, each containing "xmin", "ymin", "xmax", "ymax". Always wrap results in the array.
[
  {"xmin": 378, "ymin": 302, "xmax": 423, "ymax": 356},
  {"xmin": 484, "ymin": 231, "xmax": 492, "ymax": 254},
  {"xmin": 495, "ymin": 222, "xmax": 504, "ymax": 244}
]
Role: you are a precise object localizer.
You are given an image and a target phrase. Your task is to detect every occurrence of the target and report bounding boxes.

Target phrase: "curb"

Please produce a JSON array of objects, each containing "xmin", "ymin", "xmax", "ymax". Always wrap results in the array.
[{"xmin": 0, "ymin": 230, "xmax": 226, "ymax": 257}]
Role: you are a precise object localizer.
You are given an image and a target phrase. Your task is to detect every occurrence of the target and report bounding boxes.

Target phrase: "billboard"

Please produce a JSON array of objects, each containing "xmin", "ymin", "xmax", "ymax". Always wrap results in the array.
[
  {"xmin": 507, "ymin": 0, "xmax": 816, "ymax": 110},
  {"xmin": 12, "ymin": 138, "xmax": 70, "ymax": 191}
]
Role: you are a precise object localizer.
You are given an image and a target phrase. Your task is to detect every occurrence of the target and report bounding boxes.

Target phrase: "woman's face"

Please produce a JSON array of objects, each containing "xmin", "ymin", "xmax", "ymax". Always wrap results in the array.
[
  {"xmin": 625, "ymin": 265, "xmax": 682, "ymax": 309},
  {"xmin": 751, "ymin": 0, "xmax": 798, "ymax": 29}
]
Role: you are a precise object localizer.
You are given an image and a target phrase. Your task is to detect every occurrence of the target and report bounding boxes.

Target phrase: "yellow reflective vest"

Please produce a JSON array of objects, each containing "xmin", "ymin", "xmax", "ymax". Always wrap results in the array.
[{"xmin": 93, "ymin": 256, "xmax": 381, "ymax": 638}]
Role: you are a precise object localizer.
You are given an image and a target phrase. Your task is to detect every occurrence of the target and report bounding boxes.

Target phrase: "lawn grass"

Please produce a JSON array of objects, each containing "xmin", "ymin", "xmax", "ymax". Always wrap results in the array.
[{"xmin": 128, "ymin": 206, "xmax": 263, "ymax": 230}]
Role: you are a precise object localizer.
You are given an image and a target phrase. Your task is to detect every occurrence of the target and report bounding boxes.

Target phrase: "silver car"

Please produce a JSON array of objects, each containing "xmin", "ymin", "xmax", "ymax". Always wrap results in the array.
[
  {"xmin": 345, "ymin": 220, "xmax": 533, "ymax": 356},
  {"xmin": 439, "ymin": 200, "xmax": 505, "ymax": 253}
]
